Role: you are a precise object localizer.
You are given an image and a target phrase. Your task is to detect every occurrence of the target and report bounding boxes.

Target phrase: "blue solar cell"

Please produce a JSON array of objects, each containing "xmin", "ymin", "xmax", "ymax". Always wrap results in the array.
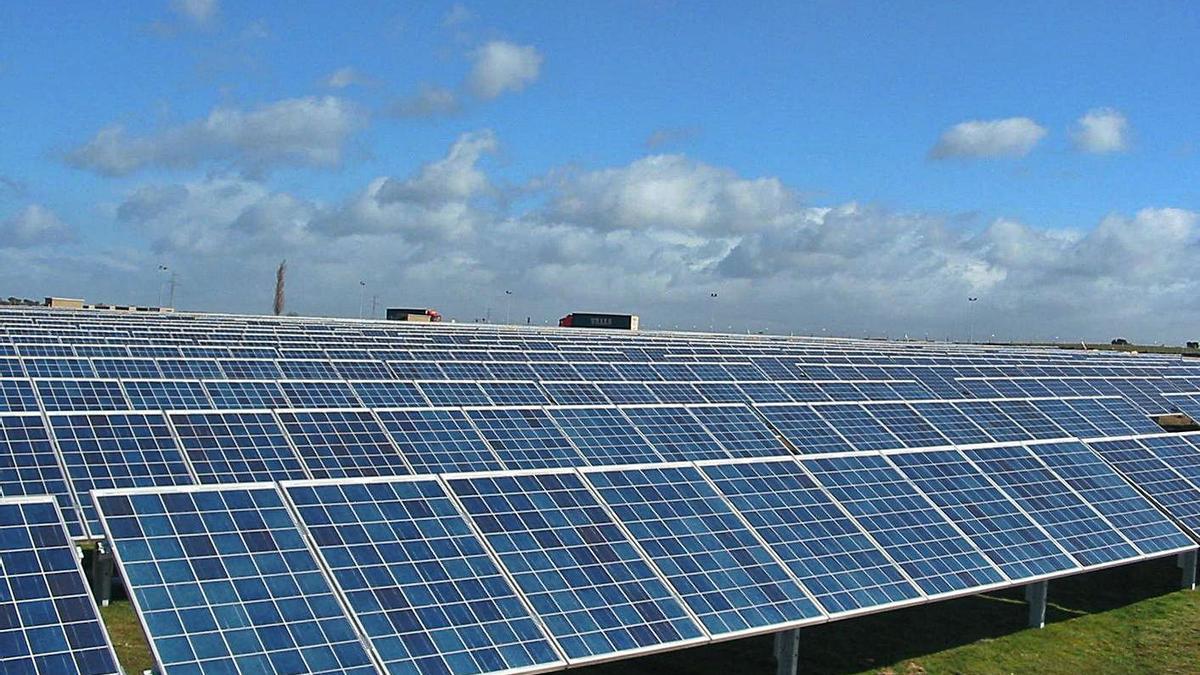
[
  {"xmin": 1088, "ymin": 437, "xmax": 1200, "ymax": 534},
  {"xmin": 90, "ymin": 358, "xmax": 162, "ymax": 379},
  {"xmin": 1027, "ymin": 441, "xmax": 1193, "ymax": 555},
  {"xmin": 596, "ymin": 382, "xmax": 659, "ymax": 405},
  {"xmin": 121, "ymin": 380, "xmax": 211, "ymax": 410},
  {"xmin": 621, "ymin": 406, "xmax": 729, "ymax": 461},
  {"xmin": 284, "ymin": 478, "xmax": 565, "ymax": 675},
  {"xmin": 478, "ymin": 381, "xmax": 550, "ymax": 405},
  {"xmin": 216, "ymin": 359, "xmax": 283, "ymax": 380},
  {"xmin": 646, "ymin": 382, "xmax": 705, "ymax": 404},
  {"xmin": 612, "ymin": 362, "xmax": 661, "ymax": 381},
  {"xmin": 573, "ymin": 363, "xmax": 623, "ymax": 381},
  {"xmin": 991, "ymin": 400, "xmax": 1068, "ymax": 440},
  {"xmin": 417, "ymin": 381, "xmax": 492, "ymax": 407},
  {"xmin": 0, "ymin": 358, "xmax": 25, "ymax": 377},
  {"xmin": 951, "ymin": 401, "xmax": 1029, "ymax": 443},
  {"xmin": 446, "ymin": 472, "xmax": 705, "ymax": 662},
  {"xmin": 35, "ymin": 379, "xmax": 129, "ymax": 412},
  {"xmin": 817, "ymin": 382, "xmax": 865, "ymax": 402},
  {"xmin": 1061, "ymin": 398, "xmax": 1139, "ymax": 437},
  {"xmin": 585, "ymin": 465, "xmax": 824, "ymax": 636},
  {"xmin": 694, "ymin": 382, "xmax": 750, "ymax": 403},
  {"xmin": 0, "ymin": 496, "xmax": 120, "ymax": 674},
  {"xmin": 756, "ymin": 405, "xmax": 852, "ymax": 454},
  {"xmin": 375, "ymin": 408, "xmax": 503, "ymax": 473},
  {"xmin": 202, "ymin": 380, "xmax": 288, "ymax": 409},
  {"xmin": 1028, "ymin": 399, "xmax": 1107, "ymax": 439},
  {"xmin": 277, "ymin": 410, "xmax": 409, "ymax": 479},
  {"xmin": 542, "ymin": 382, "xmax": 610, "ymax": 405},
  {"xmin": 689, "ymin": 404, "xmax": 790, "ymax": 458},
  {"xmin": 1093, "ymin": 397, "xmax": 1163, "ymax": 434},
  {"xmin": 0, "ymin": 415, "xmax": 84, "ymax": 537},
  {"xmin": 862, "ymin": 403, "xmax": 950, "ymax": 448},
  {"xmin": 800, "ymin": 454, "xmax": 1006, "ymax": 596},
  {"xmin": 888, "ymin": 450, "xmax": 1077, "ymax": 580},
  {"xmin": 49, "ymin": 412, "xmax": 195, "ymax": 538},
  {"xmin": 94, "ymin": 485, "xmax": 376, "ymax": 675},
  {"xmin": 529, "ymin": 363, "xmax": 580, "ymax": 381},
  {"xmin": 701, "ymin": 459, "xmax": 922, "ymax": 615},
  {"xmin": 548, "ymin": 407, "xmax": 662, "ymax": 466},
  {"xmin": 280, "ymin": 381, "xmax": 361, "ymax": 408},
  {"xmin": 155, "ymin": 359, "xmax": 223, "ymax": 380},
  {"xmin": 349, "ymin": 381, "xmax": 427, "ymax": 408},
  {"xmin": 278, "ymin": 360, "xmax": 339, "ymax": 380},
  {"xmin": 330, "ymin": 361, "xmax": 392, "ymax": 380},
  {"xmin": 22, "ymin": 358, "xmax": 95, "ymax": 379},
  {"xmin": 812, "ymin": 404, "xmax": 905, "ymax": 451},
  {"xmin": 0, "ymin": 379, "xmax": 39, "ymax": 412},
  {"xmin": 965, "ymin": 445, "xmax": 1140, "ymax": 566},
  {"xmin": 389, "ymin": 362, "xmax": 446, "ymax": 380},
  {"xmin": 464, "ymin": 408, "xmax": 585, "ymax": 469},
  {"xmin": 169, "ymin": 411, "xmax": 308, "ymax": 484},
  {"xmin": 775, "ymin": 381, "xmax": 830, "ymax": 403},
  {"xmin": 738, "ymin": 382, "xmax": 791, "ymax": 403}
]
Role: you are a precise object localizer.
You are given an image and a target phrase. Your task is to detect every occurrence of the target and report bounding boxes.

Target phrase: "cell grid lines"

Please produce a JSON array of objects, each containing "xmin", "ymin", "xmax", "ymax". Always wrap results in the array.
[
  {"xmin": 283, "ymin": 477, "xmax": 564, "ymax": 675},
  {"xmin": 621, "ymin": 406, "xmax": 730, "ymax": 462},
  {"xmin": 276, "ymin": 410, "xmax": 409, "ymax": 479},
  {"xmin": 34, "ymin": 379, "xmax": 128, "ymax": 412},
  {"xmin": 1086, "ymin": 437, "xmax": 1200, "ymax": 535},
  {"xmin": 280, "ymin": 380, "xmax": 361, "ymax": 409},
  {"xmin": 121, "ymin": 380, "xmax": 211, "ymax": 411},
  {"xmin": 464, "ymin": 408, "xmax": 586, "ymax": 470},
  {"xmin": 168, "ymin": 411, "xmax": 308, "ymax": 484},
  {"xmin": 202, "ymin": 380, "xmax": 288, "ymax": 410},
  {"xmin": 93, "ymin": 484, "xmax": 376, "ymax": 675},
  {"xmin": 446, "ymin": 471, "xmax": 706, "ymax": 662},
  {"xmin": 0, "ymin": 414, "xmax": 83, "ymax": 537},
  {"xmin": 700, "ymin": 459, "xmax": 922, "ymax": 616},
  {"xmin": 584, "ymin": 464, "xmax": 824, "ymax": 637},
  {"xmin": 756, "ymin": 405, "xmax": 853, "ymax": 455},
  {"xmin": 0, "ymin": 379, "xmax": 39, "ymax": 412},
  {"xmin": 48, "ymin": 412, "xmax": 195, "ymax": 538},
  {"xmin": 0, "ymin": 496, "xmax": 120, "ymax": 674},
  {"xmin": 349, "ymin": 381, "xmax": 427, "ymax": 408},
  {"xmin": 800, "ymin": 454, "xmax": 1006, "ymax": 596},
  {"xmin": 375, "ymin": 408, "xmax": 504, "ymax": 474},
  {"xmin": 687, "ymin": 404, "xmax": 790, "ymax": 458},
  {"xmin": 547, "ymin": 407, "xmax": 663, "ymax": 466}
]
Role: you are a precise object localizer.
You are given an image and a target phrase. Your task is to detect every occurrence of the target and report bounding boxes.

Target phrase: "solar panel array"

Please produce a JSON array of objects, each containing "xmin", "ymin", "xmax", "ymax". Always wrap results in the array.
[{"xmin": 4, "ymin": 307, "xmax": 1200, "ymax": 674}]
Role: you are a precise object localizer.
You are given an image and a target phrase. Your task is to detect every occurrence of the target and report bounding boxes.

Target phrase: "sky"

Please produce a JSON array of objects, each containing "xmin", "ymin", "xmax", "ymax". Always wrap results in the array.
[{"xmin": 1, "ymin": 1, "xmax": 1199, "ymax": 342}]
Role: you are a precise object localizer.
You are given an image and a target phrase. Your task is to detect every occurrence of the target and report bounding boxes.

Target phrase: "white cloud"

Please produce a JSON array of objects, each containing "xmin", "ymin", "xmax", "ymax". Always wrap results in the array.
[
  {"xmin": 172, "ymin": 0, "xmax": 218, "ymax": 24},
  {"xmin": 0, "ymin": 205, "xmax": 75, "ymax": 247},
  {"xmin": 68, "ymin": 96, "xmax": 364, "ymax": 175},
  {"xmin": 468, "ymin": 41, "xmax": 542, "ymax": 100},
  {"xmin": 391, "ymin": 85, "xmax": 460, "ymax": 118},
  {"xmin": 443, "ymin": 3, "xmax": 476, "ymax": 26},
  {"xmin": 1072, "ymin": 108, "xmax": 1129, "ymax": 154},
  {"xmin": 930, "ymin": 117, "xmax": 1047, "ymax": 159},
  {"xmin": 324, "ymin": 67, "xmax": 368, "ymax": 89}
]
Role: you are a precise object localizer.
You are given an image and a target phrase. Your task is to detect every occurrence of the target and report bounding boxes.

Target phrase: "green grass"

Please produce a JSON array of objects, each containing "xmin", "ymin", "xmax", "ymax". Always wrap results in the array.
[{"xmin": 100, "ymin": 557, "xmax": 1200, "ymax": 675}]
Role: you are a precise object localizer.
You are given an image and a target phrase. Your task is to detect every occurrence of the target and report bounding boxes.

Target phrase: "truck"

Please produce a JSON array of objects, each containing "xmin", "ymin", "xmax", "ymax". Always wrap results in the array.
[
  {"xmin": 558, "ymin": 312, "xmax": 639, "ymax": 330},
  {"xmin": 386, "ymin": 307, "xmax": 442, "ymax": 322}
]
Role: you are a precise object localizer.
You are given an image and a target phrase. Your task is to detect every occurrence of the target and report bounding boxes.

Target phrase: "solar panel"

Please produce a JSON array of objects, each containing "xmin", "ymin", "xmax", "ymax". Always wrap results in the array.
[
  {"xmin": 278, "ymin": 360, "xmax": 340, "ymax": 380},
  {"xmin": 0, "ymin": 496, "xmax": 120, "ymax": 674},
  {"xmin": 547, "ymin": 407, "xmax": 662, "ymax": 466},
  {"xmin": 478, "ymin": 381, "xmax": 550, "ymax": 406},
  {"xmin": 464, "ymin": 408, "xmax": 585, "ymax": 469},
  {"xmin": 280, "ymin": 380, "xmax": 361, "ymax": 408},
  {"xmin": 1061, "ymin": 398, "xmax": 1140, "ymax": 438},
  {"xmin": 283, "ymin": 477, "xmax": 565, "ymax": 675},
  {"xmin": 48, "ymin": 412, "xmax": 195, "ymax": 539},
  {"xmin": 756, "ymin": 405, "xmax": 852, "ymax": 454},
  {"xmin": 909, "ymin": 402, "xmax": 992, "ymax": 446},
  {"xmin": 90, "ymin": 358, "xmax": 161, "ymax": 379},
  {"xmin": 93, "ymin": 484, "xmax": 376, "ymax": 674},
  {"xmin": 22, "ymin": 358, "xmax": 95, "ymax": 379},
  {"xmin": 168, "ymin": 411, "xmax": 308, "ymax": 484},
  {"xmin": 276, "ymin": 410, "xmax": 409, "ymax": 479},
  {"xmin": 646, "ymin": 382, "xmax": 706, "ymax": 404},
  {"xmin": 375, "ymin": 408, "xmax": 504, "ymax": 474},
  {"xmin": 965, "ymin": 445, "xmax": 1140, "ymax": 566},
  {"xmin": 1146, "ymin": 434, "xmax": 1200, "ymax": 486},
  {"xmin": 688, "ymin": 404, "xmax": 790, "ymax": 458},
  {"xmin": 951, "ymin": 401, "xmax": 1027, "ymax": 443},
  {"xmin": 156, "ymin": 359, "xmax": 223, "ymax": 380},
  {"xmin": 699, "ymin": 459, "xmax": 921, "ymax": 616},
  {"xmin": 349, "ymin": 381, "xmax": 427, "ymax": 408},
  {"xmin": 418, "ymin": 381, "xmax": 492, "ymax": 407},
  {"xmin": 541, "ymin": 382, "xmax": 610, "ymax": 405},
  {"xmin": 0, "ymin": 379, "xmax": 39, "ymax": 412},
  {"xmin": 217, "ymin": 358, "xmax": 283, "ymax": 380},
  {"xmin": 331, "ymin": 360, "xmax": 393, "ymax": 380},
  {"xmin": 35, "ymin": 379, "xmax": 129, "ymax": 412},
  {"xmin": 694, "ymin": 382, "xmax": 749, "ymax": 403},
  {"xmin": 0, "ymin": 414, "xmax": 84, "ymax": 537},
  {"xmin": 584, "ymin": 464, "xmax": 824, "ymax": 636},
  {"xmin": 597, "ymin": 382, "xmax": 659, "ymax": 405},
  {"xmin": 887, "ymin": 450, "xmax": 1077, "ymax": 580},
  {"xmin": 121, "ymin": 380, "xmax": 211, "ymax": 410},
  {"xmin": 1026, "ymin": 441, "xmax": 1194, "ymax": 555},
  {"xmin": 390, "ymin": 362, "xmax": 446, "ymax": 380},
  {"xmin": 1088, "ymin": 437, "xmax": 1200, "ymax": 534},
  {"xmin": 1028, "ymin": 399, "xmax": 1107, "ymax": 439},
  {"xmin": 862, "ymin": 403, "xmax": 950, "ymax": 448},
  {"xmin": 202, "ymin": 380, "xmax": 288, "ymax": 409},
  {"xmin": 620, "ymin": 406, "xmax": 729, "ymax": 461},
  {"xmin": 1093, "ymin": 397, "xmax": 1163, "ymax": 434},
  {"xmin": 800, "ymin": 454, "xmax": 1006, "ymax": 596},
  {"xmin": 738, "ymin": 382, "xmax": 791, "ymax": 403},
  {"xmin": 445, "ymin": 471, "xmax": 706, "ymax": 662},
  {"xmin": 0, "ymin": 358, "xmax": 23, "ymax": 378},
  {"xmin": 991, "ymin": 400, "xmax": 1067, "ymax": 440}
]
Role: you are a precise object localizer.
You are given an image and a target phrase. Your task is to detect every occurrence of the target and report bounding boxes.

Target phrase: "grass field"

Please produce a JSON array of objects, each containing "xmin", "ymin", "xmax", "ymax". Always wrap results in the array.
[{"xmin": 100, "ymin": 556, "xmax": 1200, "ymax": 674}]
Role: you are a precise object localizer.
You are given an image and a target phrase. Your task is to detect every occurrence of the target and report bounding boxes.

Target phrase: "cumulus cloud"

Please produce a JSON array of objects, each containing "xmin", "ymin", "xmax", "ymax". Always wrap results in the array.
[
  {"xmin": 0, "ymin": 205, "xmax": 75, "ymax": 247},
  {"xmin": 172, "ymin": 0, "xmax": 218, "ymax": 24},
  {"xmin": 1072, "ymin": 108, "xmax": 1129, "ymax": 154},
  {"xmin": 68, "ymin": 96, "xmax": 364, "ymax": 176},
  {"xmin": 391, "ymin": 85, "xmax": 460, "ymax": 118},
  {"xmin": 78, "ymin": 130, "xmax": 1200, "ymax": 339},
  {"xmin": 930, "ymin": 117, "xmax": 1047, "ymax": 159},
  {"xmin": 468, "ymin": 41, "xmax": 542, "ymax": 99}
]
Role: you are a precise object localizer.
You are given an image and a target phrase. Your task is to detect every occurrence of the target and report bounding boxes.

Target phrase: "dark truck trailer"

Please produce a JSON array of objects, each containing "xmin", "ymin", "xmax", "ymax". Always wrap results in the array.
[
  {"xmin": 386, "ymin": 307, "xmax": 442, "ymax": 322},
  {"xmin": 558, "ymin": 312, "xmax": 639, "ymax": 330}
]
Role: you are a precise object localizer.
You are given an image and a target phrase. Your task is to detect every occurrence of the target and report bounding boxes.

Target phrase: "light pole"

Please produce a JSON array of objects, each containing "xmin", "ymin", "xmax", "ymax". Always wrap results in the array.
[
  {"xmin": 709, "ymin": 292, "xmax": 718, "ymax": 332},
  {"xmin": 504, "ymin": 290, "xmax": 513, "ymax": 325},
  {"xmin": 156, "ymin": 265, "xmax": 168, "ymax": 306},
  {"xmin": 358, "ymin": 281, "xmax": 366, "ymax": 319},
  {"xmin": 967, "ymin": 297, "xmax": 978, "ymax": 343}
]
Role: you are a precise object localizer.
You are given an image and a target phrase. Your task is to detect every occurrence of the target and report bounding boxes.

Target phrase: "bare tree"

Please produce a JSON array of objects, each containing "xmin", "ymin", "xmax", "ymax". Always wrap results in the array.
[{"xmin": 274, "ymin": 260, "xmax": 286, "ymax": 316}]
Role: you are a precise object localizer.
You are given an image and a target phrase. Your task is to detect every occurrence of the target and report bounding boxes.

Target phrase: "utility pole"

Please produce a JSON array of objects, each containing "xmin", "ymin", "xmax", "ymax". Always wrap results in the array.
[
  {"xmin": 968, "ymin": 297, "xmax": 978, "ymax": 343},
  {"xmin": 156, "ymin": 265, "xmax": 169, "ymax": 307},
  {"xmin": 709, "ymin": 292, "xmax": 718, "ymax": 332},
  {"xmin": 504, "ymin": 290, "xmax": 513, "ymax": 325},
  {"xmin": 358, "ymin": 281, "xmax": 366, "ymax": 319}
]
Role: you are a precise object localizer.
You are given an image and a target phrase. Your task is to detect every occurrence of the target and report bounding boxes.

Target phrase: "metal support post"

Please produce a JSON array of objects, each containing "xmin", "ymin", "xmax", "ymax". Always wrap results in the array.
[
  {"xmin": 1179, "ymin": 549, "xmax": 1197, "ymax": 590},
  {"xmin": 90, "ymin": 541, "xmax": 115, "ymax": 607},
  {"xmin": 774, "ymin": 628, "xmax": 800, "ymax": 675},
  {"xmin": 1025, "ymin": 580, "xmax": 1048, "ymax": 629}
]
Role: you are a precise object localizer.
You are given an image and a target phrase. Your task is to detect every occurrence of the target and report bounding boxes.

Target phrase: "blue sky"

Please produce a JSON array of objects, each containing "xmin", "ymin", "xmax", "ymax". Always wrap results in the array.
[{"xmin": 1, "ymin": 1, "xmax": 1199, "ymax": 341}]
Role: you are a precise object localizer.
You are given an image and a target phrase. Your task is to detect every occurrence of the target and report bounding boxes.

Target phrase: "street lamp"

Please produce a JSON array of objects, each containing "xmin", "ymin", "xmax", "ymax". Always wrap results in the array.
[
  {"xmin": 967, "ymin": 297, "xmax": 978, "ymax": 343},
  {"xmin": 156, "ymin": 265, "xmax": 168, "ymax": 306},
  {"xmin": 504, "ymin": 290, "xmax": 513, "ymax": 325},
  {"xmin": 708, "ymin": 292, "xmax": 718, "ymax": 332},
  {"xmin": 358, "ymin": 281, "xmax": 366, "ymax": 319}
]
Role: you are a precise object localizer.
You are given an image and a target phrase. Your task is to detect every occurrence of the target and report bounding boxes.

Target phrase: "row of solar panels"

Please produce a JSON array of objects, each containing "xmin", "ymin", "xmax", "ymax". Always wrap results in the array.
[
  {"xmin": 0, "ymin": 395, "xmax": 1165, "ymax": 541},
  {"xmin": 86, "ymin": 439, "xmax": 1200, "ymax": 675}
]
